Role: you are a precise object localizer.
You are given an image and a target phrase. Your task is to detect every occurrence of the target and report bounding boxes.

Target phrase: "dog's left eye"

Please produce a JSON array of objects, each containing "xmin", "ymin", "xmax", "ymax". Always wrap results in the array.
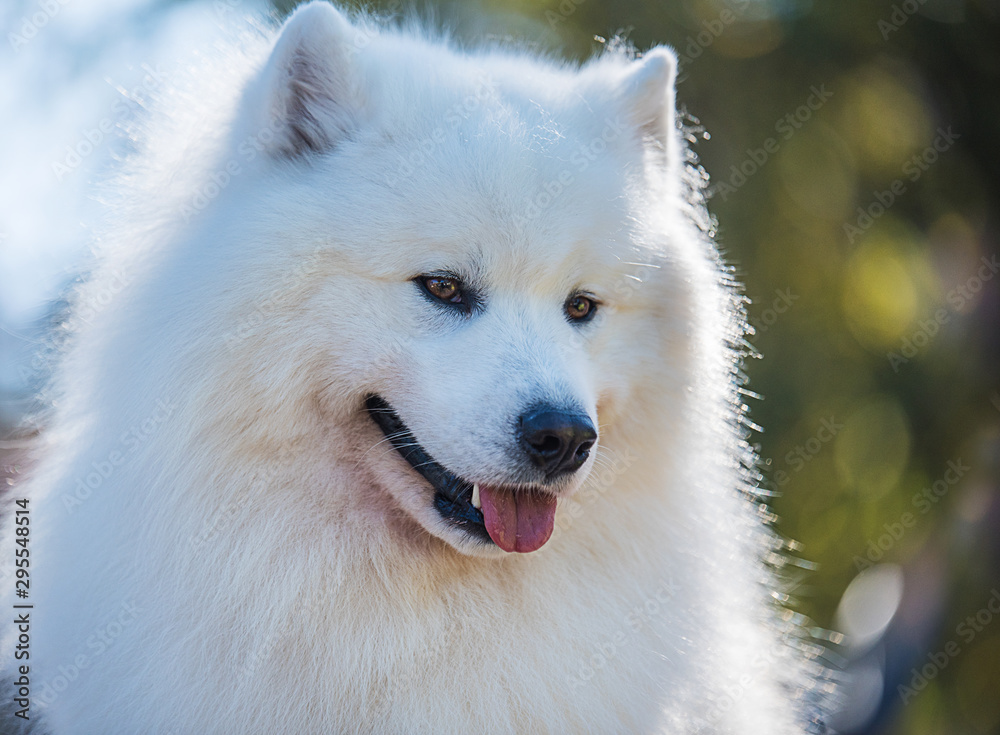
[
  {"xmin": 420, "ymin": 275, "xmax": 464, "ymax": 304},
  {"xmin": 565, "ymin": 294, "xmax": 597, "ymax": 322}
]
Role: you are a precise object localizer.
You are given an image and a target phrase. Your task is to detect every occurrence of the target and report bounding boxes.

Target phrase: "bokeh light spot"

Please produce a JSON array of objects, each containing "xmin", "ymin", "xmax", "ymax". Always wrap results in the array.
[
  {"xmin": 838, "ymin": 64, "xmax": 932, "ymax": 177},
  {"xmin": 835, "ymin": 395, "xmax": 911, "ymax": 500},
  {"xmin": 842, "ymin": 234, "xmax": 921, "ymax": 349}
]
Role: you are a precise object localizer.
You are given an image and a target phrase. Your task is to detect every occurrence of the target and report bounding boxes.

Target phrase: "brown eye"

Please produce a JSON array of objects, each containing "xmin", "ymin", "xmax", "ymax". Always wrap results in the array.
[
  {"xmin": 565, "ymin": 294, "xmax": 597, "ymax": 322},
  {"xmin": 423, "ymin": 276, "xmax": 462, "ymax": 303}
]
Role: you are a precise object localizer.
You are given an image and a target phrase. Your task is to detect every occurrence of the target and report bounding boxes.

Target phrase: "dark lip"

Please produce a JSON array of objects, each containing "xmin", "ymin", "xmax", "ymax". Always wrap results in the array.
[{"xmin": 364, "ymin": 394, "xmax": 491, "ymax": 543}]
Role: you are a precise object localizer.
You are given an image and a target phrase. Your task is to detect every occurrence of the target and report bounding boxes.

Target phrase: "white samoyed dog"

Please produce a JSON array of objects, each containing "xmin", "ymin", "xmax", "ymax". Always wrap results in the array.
[{"xmin": 2, "ymin": 2, "xmax": 831, "ymax": 733}]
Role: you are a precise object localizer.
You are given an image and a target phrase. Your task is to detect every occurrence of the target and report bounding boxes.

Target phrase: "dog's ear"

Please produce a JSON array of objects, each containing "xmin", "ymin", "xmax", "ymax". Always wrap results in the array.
[
  {"xmin": 620, "ymin": 47, "xmax": 679, "ymax": 166},
  {"xmin": 253, "ymin": 1, "xmax": 362, "ymax": 158}
]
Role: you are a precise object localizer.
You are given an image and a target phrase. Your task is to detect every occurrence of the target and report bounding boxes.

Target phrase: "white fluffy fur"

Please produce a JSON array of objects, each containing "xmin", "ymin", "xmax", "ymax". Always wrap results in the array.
[{"xmin": 2, "ymin": 3, "xmax": 830, "ymax": 732}]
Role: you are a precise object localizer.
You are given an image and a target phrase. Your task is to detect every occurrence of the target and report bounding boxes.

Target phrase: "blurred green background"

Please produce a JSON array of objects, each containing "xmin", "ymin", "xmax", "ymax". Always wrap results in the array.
[{"xmin": 2, "ymin": 0, "xmax": 998, "ymax": 732}]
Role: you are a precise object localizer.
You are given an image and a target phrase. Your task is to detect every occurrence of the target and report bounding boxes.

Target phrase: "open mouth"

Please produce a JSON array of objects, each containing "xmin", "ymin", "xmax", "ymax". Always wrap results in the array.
[{"xmin": 365, "ymin": 394, "xmax": 557, "ymax": 553}]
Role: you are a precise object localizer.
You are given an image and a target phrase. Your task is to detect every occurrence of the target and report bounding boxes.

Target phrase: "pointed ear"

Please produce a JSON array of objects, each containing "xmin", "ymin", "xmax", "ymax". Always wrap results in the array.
[
  {"xmin": 621, "ymin": 47, "xmax": 679, "ymax": 165},
  {"xmin": 255, "ymin": 1, "xmax": 362, "ymax": 158}
]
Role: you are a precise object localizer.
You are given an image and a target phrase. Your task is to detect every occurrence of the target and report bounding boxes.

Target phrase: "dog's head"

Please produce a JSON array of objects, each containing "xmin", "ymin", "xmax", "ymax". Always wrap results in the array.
[{"xmin": 224, "ymin": 2, "xmax": 694, "ymax": 557}]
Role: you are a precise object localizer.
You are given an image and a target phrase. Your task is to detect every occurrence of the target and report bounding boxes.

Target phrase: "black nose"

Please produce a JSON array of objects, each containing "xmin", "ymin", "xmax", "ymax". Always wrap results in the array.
[{"xmin": 519, "ymin": 407, "xmax": 597, "ymax": 479}]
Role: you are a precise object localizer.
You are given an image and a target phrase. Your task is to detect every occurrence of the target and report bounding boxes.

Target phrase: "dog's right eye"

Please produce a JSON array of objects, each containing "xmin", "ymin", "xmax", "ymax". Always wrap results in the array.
[{"xmin": 419, "ymin": 275, "xmax": 464, "ymax": 305}]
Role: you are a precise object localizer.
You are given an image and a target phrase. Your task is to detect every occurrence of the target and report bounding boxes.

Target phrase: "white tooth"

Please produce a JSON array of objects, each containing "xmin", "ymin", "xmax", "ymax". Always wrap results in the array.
[{"xmin": 471, "ymin": 483, "xmax": 481, "ymax": 509}]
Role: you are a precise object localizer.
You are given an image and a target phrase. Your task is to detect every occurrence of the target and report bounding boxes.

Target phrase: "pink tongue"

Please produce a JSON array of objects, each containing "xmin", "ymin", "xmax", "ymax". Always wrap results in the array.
[{"xmin": 479, "ymin": 485, "xmax": 557, "ymax": 553}]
